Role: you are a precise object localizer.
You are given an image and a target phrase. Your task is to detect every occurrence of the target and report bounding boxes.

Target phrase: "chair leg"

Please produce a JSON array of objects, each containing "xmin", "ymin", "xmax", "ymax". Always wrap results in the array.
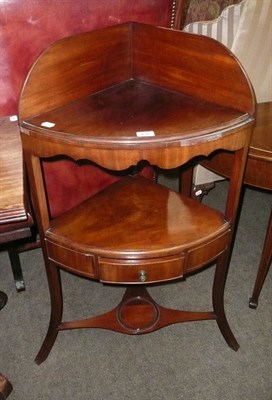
[
  {"xmin": 7, "ymin": 248, "xmax": 25, "ymax": 292},
  {"xmin": 249, "ymin": 210, "xmax": 272, "ymax": 309},
  {"xmin": 0, "ymin": 292, "xmax": 8, "ymax": 311},
  {"xmin": 212, "ymin": 253, "xmax": 239, "ymax": 351},
  {"xmin": 35, "ymin": 261, "xmax": 63, "ymax": 365},
  {"xmin": 0, "ymin": 374, "xmax": 13, "ymax": 400},
  {"xmin": 179, "ymin": 164, "xmax": 193, "ymax": 197},
  {"xmin": 0, "ymin": 295, "xmax": 13, "ymax": 399}
]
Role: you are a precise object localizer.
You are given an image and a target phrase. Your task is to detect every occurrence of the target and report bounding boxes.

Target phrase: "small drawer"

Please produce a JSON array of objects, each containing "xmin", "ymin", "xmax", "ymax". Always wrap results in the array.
[
  {"xmin": 99, "ymin": 255, "xmax": 184, "ymax": 284},
  {"xmin": 46, "ymin": 239, "xmax": 97, "ymax": 279},
  {"xmin": 186, "ymin": 230, "xmax": 230, "ymax": 273}
]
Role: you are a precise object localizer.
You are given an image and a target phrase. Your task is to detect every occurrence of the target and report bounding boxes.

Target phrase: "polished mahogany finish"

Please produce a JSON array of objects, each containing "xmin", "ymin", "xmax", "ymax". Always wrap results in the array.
[
  {"xmin": 202, "ymin": 102, "xmax": 272, "ymax": 308},
  {"xmin": 19, "ymin": 22, "xmax": 255, "ymax": 364},
  {"xmin": 46, "ymin": 176, "xmax": 229, "ymax": 280}
]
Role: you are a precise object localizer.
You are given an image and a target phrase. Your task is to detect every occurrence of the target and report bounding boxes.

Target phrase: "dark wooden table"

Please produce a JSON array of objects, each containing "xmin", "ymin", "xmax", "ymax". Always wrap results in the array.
[
  {"xmin": 0, "ymin": 117, "xmax": 35, "ymax": 291},
  {"xmin": 0, "ymin": 118, "xmax": 27, "ymax": 397},
  {"xmin": 0, "ymin": 118, "xmax": 31, "ymax": 235}
]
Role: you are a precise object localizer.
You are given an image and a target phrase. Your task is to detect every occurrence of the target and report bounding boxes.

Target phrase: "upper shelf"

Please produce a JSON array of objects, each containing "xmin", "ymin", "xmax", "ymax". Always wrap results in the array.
[
  {"xmin": 22, "ymin": 79, "xmax": 249, "ymax": 147},
  {"xmin": 19, "ymin": 21, "xmax": 255, "ymax": 167},
  {"xmin": 19, "ymin": 21, "xmax": 255, "ymax": 123}
]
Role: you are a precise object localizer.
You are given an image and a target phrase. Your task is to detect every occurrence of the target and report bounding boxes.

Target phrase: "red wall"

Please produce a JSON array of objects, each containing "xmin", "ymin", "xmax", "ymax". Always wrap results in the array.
[{"xmin": 0, "ymin": 0, "xmax": 173, "ymax": 116}]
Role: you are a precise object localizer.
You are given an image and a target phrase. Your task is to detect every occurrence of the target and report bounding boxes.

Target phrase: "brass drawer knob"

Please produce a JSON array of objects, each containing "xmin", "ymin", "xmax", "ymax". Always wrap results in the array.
[{"xmin": 138, "ymin": 270, "xmax": 147, "ymax": 282}]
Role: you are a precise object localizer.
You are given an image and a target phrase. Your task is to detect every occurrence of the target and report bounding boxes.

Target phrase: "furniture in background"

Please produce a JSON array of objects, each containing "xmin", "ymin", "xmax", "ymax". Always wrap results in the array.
[
  {"xmin": 0, "ymin": 118, "xmax": 21, "ymax": 398},
  {"xmin": 184, "ymin": 0, "xmax": 241, "ymax": 25},
  {"xmin": 0, "ymin": 373, "xmax": 13, "ymax": 400},
  {"xmin": 183, "ymin": 0, "xmax": 272, "ymax": 307},
  {"xmin": 0, "ymin": 295, "xmax": 13, "ymax": 399},
  {"xmin": 0, "ymin": 0, "xmax": 186, "ymax": 290},
  {"xmin": 249, "ymin": 209, "xmax": 272, "ymax": 308},
  {"xmin": 19, "ymin": 22, "xmax": 254, "ymax": 364},
  {"xmin": 0, "ymin": 292, "xmax": 7, "ymax": 310},
  {"xmin": 0, "ymin": 117, "xmax": 36, "ymax": 291}
]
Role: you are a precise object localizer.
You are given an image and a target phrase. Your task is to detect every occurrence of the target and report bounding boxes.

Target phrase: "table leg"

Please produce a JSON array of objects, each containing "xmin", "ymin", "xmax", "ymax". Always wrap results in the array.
[
  {"xmin": 249, "ymin": 209, "xmax": 272, "ymax": 309},
  {"xmin": 8, "ymin": 248, "xmax": 25, "ymax": 292}
]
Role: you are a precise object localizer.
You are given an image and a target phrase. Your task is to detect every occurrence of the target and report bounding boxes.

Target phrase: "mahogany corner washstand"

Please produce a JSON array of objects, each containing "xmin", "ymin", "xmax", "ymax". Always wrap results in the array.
[{"xmin": 19, "ymin": 22, "xmax": 255, "ymax": 364}]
